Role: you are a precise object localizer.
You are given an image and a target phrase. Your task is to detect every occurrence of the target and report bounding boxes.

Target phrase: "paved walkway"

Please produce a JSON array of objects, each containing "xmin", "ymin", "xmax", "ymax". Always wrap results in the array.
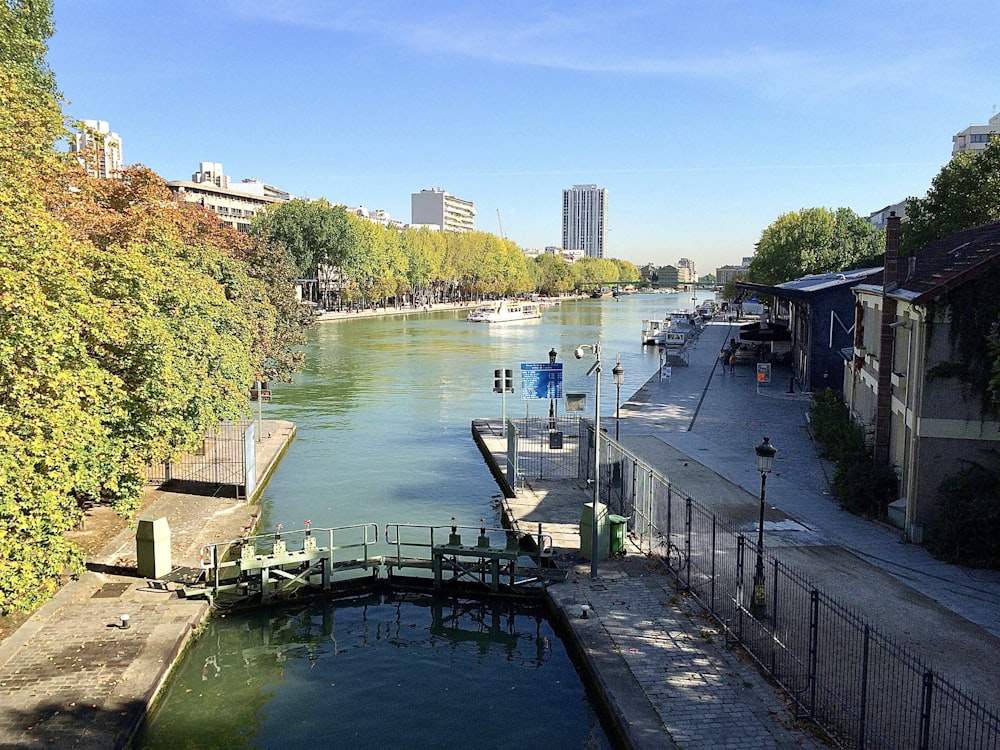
[
  {"xmin": 480, "ymin": 317, "xmax": 1000, "ymax": 748},
  {"xmin": 0, "ymin": 421, "xmax": 294, "ymax": 750}
]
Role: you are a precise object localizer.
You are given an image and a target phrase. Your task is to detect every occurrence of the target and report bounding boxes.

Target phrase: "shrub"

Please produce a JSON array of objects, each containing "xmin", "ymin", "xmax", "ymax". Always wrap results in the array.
[{"xmin": 928, "ymin": 463, "xmax": 1000, "ymax": 569}]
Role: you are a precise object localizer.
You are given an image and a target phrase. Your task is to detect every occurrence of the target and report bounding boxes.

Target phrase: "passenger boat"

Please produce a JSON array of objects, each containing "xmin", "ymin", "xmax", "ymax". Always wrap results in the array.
[
  {"xmin": 467, "ymin": 300, "xmax": 543, "ymax": 323},
  {"xmin": 641, "ymin": 310, "xmax": 702, "ymax": 346}
]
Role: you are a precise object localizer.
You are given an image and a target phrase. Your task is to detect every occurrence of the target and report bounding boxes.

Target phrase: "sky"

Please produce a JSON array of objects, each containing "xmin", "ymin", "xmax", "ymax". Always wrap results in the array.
[{"xmin": 46, "ymin": 1, "xmax": 999, "ymax": 273}]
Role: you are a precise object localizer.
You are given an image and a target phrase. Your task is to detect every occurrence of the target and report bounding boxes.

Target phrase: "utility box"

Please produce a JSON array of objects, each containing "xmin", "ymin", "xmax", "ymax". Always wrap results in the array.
[
  {"xmin": 136, "ymin": 517, "xmax": 172, "ymax": 579},
  {"xmin": 608, "ymin": 515, "xmax": 628, "ymax": 555},
  {"xmin": 579, "ymin": 502, "xmax": 609, "ymax": 561}
]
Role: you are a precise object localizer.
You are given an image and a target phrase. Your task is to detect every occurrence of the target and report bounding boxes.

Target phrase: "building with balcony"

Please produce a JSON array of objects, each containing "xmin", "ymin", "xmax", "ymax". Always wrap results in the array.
[
  {"xmin": 562, "ymin": 184, "xmax": 608, "ymax": 258},
  {"xmin": 410, "ymin": 189, "xmax": 475, "ymax": 233},
  {"xmin": 166, "ymin": 162, "xmax": 291, "ymax": 232},
  {"xmin": 70, "ymin": 119, "xmax": 122, "ymax": 179},
  {"xmin": 952, "ymin": 111, "xmax": 1000, "ymax": 156}
]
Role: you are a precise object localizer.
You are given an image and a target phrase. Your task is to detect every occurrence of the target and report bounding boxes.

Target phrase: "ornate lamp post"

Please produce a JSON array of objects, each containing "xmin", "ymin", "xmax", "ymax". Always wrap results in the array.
[
  {"xmin": 575, "ymin": 342, "xmax": 602, "ymax": 579},
  {"xmin": 612, "ymin": 356, "xmax": 624, "ymax": 441},
  {"xmin": 752, "ymin": 437, "xmax": 777, "ymax": 617}
]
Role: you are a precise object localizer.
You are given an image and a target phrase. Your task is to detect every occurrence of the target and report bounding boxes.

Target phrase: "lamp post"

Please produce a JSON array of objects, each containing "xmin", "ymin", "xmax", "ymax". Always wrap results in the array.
[
  {"xmin": 575, "ymin": 342, "xmax": 602, "ymax": 579},
  {"xmin": 548, "ymin": 347, "xmax": 558, "ymax": 429},
  {"xmin": 752, "ymin": 436, "xmax": 777, "ymax": 617},
  {"xmin": 612, "ymin": 356, "xmax": 624, "ymax": 441}
]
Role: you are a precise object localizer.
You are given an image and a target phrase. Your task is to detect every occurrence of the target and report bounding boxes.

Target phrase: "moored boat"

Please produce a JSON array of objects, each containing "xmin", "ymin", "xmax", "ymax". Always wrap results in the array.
[{"xmin": 467, "ymin": 300, "xmax": 543, "ymax": 323}]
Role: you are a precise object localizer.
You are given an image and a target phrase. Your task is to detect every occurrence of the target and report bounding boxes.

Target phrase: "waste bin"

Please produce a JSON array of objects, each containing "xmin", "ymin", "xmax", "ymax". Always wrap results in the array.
[
  {"xmin": 608, "ymin": 515, "xmax": 628, "ymax": 555},
  {"xmin": 579, "ymin": 502, "xmax": 609, "ymax": 561},
  {"xmin": 136, "ymin": 517, "xmax": 171, "ymax": 579}
]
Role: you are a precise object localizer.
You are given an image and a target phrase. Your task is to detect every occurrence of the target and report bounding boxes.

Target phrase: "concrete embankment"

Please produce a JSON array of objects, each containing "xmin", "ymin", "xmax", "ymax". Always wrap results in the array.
[{"xmin": 0, "ymin": 420, "xmax": 296, "ymax": 750}]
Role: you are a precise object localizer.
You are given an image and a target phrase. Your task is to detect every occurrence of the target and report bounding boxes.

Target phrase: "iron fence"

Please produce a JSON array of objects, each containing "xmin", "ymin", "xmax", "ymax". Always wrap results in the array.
[
  {"xmin": 144, "ymin": 420, "xmax": 253, "ymax": 498},
  {"xmin": 511, "ymin": 417, "xmax": 1000, "ymax": 750}
]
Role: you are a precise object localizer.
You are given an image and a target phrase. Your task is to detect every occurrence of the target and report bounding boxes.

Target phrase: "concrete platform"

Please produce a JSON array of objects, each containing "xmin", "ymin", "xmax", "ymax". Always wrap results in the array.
[{"xmin": 0, "ymin": 420, "xmax": 295, "ymax": 750}]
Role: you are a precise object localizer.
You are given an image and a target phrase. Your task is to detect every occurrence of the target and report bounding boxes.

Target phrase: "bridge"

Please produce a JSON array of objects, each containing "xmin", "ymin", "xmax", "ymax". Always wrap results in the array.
[
  {"xmin": 194, "ymin": 520, "xmax": 567, "ymax": 606},
  {"xmin": 572, "ymin": 281, "xmax": 719, "ymax": 291}
]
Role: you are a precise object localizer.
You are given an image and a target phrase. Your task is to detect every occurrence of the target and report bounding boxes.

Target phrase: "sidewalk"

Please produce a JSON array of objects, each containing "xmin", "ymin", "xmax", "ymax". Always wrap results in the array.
[{"xmin": 0, "ymin": 421, "xmax": 294, "ymax": 750}]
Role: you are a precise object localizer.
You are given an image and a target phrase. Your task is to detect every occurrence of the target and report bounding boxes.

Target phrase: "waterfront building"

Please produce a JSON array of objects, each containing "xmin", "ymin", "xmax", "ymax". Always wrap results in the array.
[
  {"xmin": 676, "ymin": 258, "xmax": 697, "ymax": 284},
  {"xmin": 410, "ymin": 188, "xmax": 476, "ymax": 233},
  {"xmin": 716, "ymin": 263, "xmax": 749, "ymax": 287},
  {"xmin": 562, "ymin": 184, "xmax": 608, "ymax": 258},
  {"xmin": 348, "ymin": 205, "xmax": 404, "ymax": 230},
  {"xmin": 166, "ymin": 162, "xmax": 292, "ymax": 232},
  {"xmin": 70, "ymin": 119, "xmax": 122, "ymax": 179},
  {"xmin": 952, "ymin": 111, "xmax": 1000, "ymax": 156}
]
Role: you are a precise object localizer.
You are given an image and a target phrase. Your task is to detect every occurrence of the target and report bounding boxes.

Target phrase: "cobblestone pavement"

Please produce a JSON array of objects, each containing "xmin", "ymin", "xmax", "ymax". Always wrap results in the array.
[
  {"xmin": 550, "ymin": 556, "xmax": 825, "ymax": 750},
  {"xmin": 0, "ymin": 421, "xmax": 293, "ymax": 750}
]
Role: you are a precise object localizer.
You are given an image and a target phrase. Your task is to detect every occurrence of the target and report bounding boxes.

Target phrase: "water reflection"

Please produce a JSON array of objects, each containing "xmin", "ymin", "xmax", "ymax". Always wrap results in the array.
[{"xmin": 138, "ymin": 595, "xmax": 611, "ymax": 749}]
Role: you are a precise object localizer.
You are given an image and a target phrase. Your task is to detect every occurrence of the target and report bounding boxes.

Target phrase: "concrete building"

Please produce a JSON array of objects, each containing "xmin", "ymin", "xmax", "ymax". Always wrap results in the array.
[
  {"xmin": 70, "ymin": 119, "xmax": 122, "ymax": 179},
  {"xmin": 166, "ymin": 162, "xmax": 291, "ymax": 233},
  {"xmin": 952, "ymin": 111, "xmax": 1000, "ymax": 156},
  {"xmin": 676, "ymin": 258, "xmax": 697, "ymax": 284},
  {"xmin": 562, "ymin": 184, "xmax": 608, "ymax": 258},
  {"xmin": 410, "ymin": 189, "xmax": 475, "ymax": 233},
  {"xmin": 868, "ymin": 201, "xmax": 907, "ymax": 228}
]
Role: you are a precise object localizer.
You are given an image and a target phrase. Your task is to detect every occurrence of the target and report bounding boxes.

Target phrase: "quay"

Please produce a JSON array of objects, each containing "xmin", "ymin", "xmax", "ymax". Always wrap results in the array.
[{"xmin": 2, "ymin": 316, "xmax": 1000, "ymax": 748}]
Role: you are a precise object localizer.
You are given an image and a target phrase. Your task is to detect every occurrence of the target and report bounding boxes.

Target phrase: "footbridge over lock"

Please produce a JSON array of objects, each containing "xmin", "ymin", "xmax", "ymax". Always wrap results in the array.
[{"xmin": 192, "ymin": 521, "xmax": 567, "ymax": 606}]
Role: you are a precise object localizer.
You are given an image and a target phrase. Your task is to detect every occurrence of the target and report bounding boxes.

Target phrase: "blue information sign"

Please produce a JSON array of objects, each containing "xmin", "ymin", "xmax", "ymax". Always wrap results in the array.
[{"xmin": 520, "ymin": 363, "xmax": 563, "ymax": 400}]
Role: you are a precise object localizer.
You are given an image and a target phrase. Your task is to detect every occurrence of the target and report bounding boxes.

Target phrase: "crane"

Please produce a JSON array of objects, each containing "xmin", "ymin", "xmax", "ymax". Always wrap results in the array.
[{"xmin": 496, "ymin": 209, "xmax": 505, "ymax": 240}]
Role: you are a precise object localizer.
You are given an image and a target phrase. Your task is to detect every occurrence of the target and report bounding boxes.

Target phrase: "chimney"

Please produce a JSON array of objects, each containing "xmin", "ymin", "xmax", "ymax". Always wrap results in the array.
[{"xmin": 873, "ymin": 213, "xmax": 900, "ymax": 466}]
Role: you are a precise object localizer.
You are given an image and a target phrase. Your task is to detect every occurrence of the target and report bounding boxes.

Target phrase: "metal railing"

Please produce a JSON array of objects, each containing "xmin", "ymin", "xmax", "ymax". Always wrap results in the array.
[{"xmin": 508, "ymin": 417, "xmax": 1000, "ymax": 749}]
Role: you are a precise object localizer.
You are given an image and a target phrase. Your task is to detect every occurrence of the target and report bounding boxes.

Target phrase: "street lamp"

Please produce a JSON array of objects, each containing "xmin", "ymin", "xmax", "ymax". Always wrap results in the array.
[
  {"xmin": 548, "ymin": 347, "xmax": 558, "ymax": 429},
  {"xmin": 752, "ymin": 436, "xmax": 777, "ymax": 617},
  {"xmin": 575, "ymin": 342, "xmax": 602, "ymax": 579},
  {"xmin": 612, "ymin": 356, "xmax": 624, "ymax": 441}
]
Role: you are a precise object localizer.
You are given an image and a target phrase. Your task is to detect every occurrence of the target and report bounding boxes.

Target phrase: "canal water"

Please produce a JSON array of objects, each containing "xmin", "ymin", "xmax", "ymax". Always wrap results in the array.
[{"xmin": 138, "ymin": 292, "xmax": 710, "ymax": 749}]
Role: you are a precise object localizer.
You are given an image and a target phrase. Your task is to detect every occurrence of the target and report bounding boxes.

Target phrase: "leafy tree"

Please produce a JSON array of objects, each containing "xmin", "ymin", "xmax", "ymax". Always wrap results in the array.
[
  {"xmin": 902, "ymin": 134, "xmax": 1000, "ymax": 253},
  {"xmin": 750, "ymin": 207, "xmax": 884, "ymax": 285},
  {"xmin": 251, "ymin": 198, "xmax": 350, "ymax": 278},
  {"xmin": 532, "ymin": 253, "xmax": 575, "ymax": 296}
]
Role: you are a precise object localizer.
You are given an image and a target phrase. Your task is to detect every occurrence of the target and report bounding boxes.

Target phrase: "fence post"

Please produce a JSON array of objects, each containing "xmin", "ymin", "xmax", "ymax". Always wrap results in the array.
[
  {"xmin": 683, "ymin": 497, "xmax": 692, "ymax": 592},
  {"xmin": 808, "ymin": 589, "xmax": 820, "ymax": 717},
  {"xmin": 859, "ymin": 624, "xmax": 870, "ymax": 750},
  {"xmin": 736, "ymin": 535, "xmax": 746, "ymax": 641},
  {"xmin": 710, "ymin": 515, "xmax": 717, "ymax": 613},
  {"xmin": 919, "ymin": 670, "xmax": 934, "ymax": 750}
]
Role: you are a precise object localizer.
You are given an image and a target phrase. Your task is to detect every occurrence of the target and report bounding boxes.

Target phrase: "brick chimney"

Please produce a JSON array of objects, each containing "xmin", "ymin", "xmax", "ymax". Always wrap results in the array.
[{"xmin": 873, "ymin": 213, "xmax": 900, "ymax": 465}]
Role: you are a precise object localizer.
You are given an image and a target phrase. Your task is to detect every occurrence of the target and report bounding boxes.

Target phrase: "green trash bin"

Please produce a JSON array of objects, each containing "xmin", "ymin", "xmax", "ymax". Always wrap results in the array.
[{"xmin": 608, "ymin": 515, "xmax": 628, "ymax": 555}]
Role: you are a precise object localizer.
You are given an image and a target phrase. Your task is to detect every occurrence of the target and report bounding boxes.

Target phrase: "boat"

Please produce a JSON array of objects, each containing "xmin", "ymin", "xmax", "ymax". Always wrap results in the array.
[
  {"xmin": 467, "ymin": 299, "xmax": 542, "ymax": 323},
  {"xmin": 641, "ymin": 310, "xmax": 703, "ymax": 346}
]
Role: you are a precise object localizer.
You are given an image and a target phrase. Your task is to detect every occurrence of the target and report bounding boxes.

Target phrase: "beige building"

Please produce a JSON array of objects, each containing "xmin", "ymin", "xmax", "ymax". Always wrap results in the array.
[
  {"xmin": 844, "ymin": 216, "xmax": 1000, "ymax": 543},
  {"xmin": 70, "ymin": 119, "xmax": 123, "ymax": 179},
  {"xmin": 167, "ymin": 162, "xmax": 291, "ymax": 232},
  {"xmin": 952, "ymin": 111, "xmax": 1000, "ymax": 155}
]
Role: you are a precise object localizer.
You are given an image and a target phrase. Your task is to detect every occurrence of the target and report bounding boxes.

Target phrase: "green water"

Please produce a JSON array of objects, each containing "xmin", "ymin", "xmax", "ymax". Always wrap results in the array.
[{"xmin": 139, "ymin": 294, "xmax": 707, "ymax": 748}]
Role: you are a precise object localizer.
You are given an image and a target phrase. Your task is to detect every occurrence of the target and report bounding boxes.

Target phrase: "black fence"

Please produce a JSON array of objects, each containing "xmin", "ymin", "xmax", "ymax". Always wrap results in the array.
[
  {"xmin": 143, "ymin": 420, "xmax": 253, "ymax": 498},
  {"xmin": 510, "ymin": 416, "xmax": 1000, "ymax": 750}
]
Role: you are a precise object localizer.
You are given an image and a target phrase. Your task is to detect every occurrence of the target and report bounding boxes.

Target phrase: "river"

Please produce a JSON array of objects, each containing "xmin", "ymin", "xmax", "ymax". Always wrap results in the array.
[{"xmin": 137, "ymin": 292, "xmax": 711, "ymax": 749}]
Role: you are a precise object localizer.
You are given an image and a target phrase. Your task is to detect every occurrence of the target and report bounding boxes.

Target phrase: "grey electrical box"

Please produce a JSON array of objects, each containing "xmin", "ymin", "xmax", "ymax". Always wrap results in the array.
[{"xmin": 136, "ymin": 517, "xmax": 172, "ymax": 579}]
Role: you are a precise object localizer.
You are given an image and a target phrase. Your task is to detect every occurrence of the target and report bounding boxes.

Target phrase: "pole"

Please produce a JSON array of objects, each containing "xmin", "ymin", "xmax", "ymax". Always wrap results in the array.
[
  {"xmin": 752, "ymin": 471, "xmax": 767, "ymax": 615},
  {"xmin": 591, "ymin": 344, "xmax": 602, "ymax": 580},
  {"xmin": 615, "ymin": 381, "xmax": 621, "ymax": 441}
]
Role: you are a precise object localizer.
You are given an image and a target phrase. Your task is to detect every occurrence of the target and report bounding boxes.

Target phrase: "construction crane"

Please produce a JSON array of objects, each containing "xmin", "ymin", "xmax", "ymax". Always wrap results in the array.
[{"xmin": 496, "ymin": 209, "xmax": 505, "ymax": 240}]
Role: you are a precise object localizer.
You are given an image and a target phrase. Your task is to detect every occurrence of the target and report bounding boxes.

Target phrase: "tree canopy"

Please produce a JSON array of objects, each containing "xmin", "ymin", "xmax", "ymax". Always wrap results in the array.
[
  {"xmin": 749, "ymin": 207, "xmax": 885, "ymax": 285},
  {"xmin": 0, "ymin": 1, "xmax": 307, "ymax": 613},
  {"xmin": 903, "ymin": 134, "xmax": 1000, "ymax": 254}
]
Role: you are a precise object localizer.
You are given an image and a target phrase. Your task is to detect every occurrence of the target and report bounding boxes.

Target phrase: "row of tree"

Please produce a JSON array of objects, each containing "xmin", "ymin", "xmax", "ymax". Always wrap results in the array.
[
  {"xmin": 251, "ymin": 199, "xmax": 640, "ymax": 304},
  {"xmin": 0, "ymin": 1, "xmax": 308, "ymax": 613}
]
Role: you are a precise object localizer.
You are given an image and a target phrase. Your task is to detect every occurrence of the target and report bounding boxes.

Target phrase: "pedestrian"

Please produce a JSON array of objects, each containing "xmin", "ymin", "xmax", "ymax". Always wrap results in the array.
[{"xmin": 729, "ymin": 351, "xmax": 736, "ymax": 374}]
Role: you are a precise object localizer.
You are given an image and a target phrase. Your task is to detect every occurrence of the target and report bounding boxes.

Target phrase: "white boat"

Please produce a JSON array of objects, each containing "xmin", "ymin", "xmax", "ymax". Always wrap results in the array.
[
  {"xmin": 641, "ymin": 310, "xmax": 702, "ymax": 346},
  {"xmin": 467, "ymin": 300, "xmax": 542, "ymax": 323}
]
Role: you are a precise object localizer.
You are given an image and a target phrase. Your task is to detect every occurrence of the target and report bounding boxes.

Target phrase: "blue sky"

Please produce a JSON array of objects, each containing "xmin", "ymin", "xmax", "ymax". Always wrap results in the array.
[{"xmin": 48, "ymin": 1, "xmax": 998, "ymax": 273}]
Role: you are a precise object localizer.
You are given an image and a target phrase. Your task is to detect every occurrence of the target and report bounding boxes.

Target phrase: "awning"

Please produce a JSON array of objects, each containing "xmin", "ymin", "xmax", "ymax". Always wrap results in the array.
[{"xmin": 738, "ymin": 321, "xmax": 791, "ymax": 342}]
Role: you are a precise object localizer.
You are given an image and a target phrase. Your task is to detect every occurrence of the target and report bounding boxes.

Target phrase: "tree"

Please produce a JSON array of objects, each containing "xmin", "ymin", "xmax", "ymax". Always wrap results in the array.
[
  {"xmin": 750, "ymin": 207, "xmax": 884, "ymax": 285},
  {"xmin": 902, "ymin": 134, "xmax": 1000, "ymax": 253}
]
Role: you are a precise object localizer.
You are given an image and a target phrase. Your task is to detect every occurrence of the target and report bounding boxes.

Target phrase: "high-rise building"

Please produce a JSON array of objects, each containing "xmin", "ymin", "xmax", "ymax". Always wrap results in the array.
[
  {"xmin": 70, "ymin": 119, "xmax": 123, "ymax": 179},
  {"xmin": 562, "ymin": 184, "xmax": 608, "ymax": 258},
  {"xmin": 410, "ymin": 189, "xmax": 475, "ymax": 233},
  {"xmin": 952, "ymin": 111, "xmax": 1000, "ymax": 156}
]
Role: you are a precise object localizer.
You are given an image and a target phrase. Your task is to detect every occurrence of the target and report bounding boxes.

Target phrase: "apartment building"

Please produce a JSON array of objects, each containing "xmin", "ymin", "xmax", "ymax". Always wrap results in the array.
[
  {"xmin": 410, "ymin": 189, "xmax": 476, "ymax": 233},
  {"xmin": 70, "ymin": 119, "xmax": 123, "ymax": 179},
  {"xmin": 562, "ymin": 184, "xmax": 608, "ymax": 258},
  {"xmin": 952, "ymin": 111, "xmax": 1000, "ymax": 156},
  {"xmin": 166, "ymin": 162, "xmax": 291, "ymax": 232}
]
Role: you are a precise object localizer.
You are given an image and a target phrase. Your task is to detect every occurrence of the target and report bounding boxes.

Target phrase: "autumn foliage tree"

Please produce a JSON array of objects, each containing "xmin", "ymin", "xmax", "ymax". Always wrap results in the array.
[{"xmin": 0, "ymin": 0, "xmax": 306, "ymax": 613}]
